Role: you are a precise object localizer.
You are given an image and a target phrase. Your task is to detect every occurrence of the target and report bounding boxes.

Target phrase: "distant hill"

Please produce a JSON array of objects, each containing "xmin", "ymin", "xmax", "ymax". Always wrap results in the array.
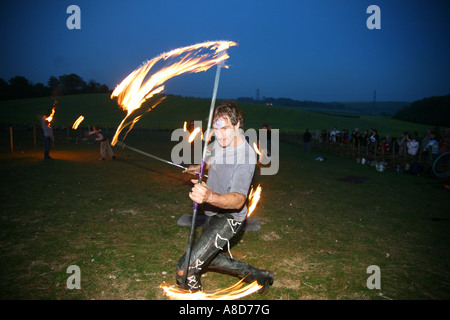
[
  {"xmin": 341, "ymin": 101, "xmax": 410, "ymax": 116},
  {"xmin": 393, "ymin": 94, "xmax": 450, "ymax": 127},
  {"xmin": 237, "ymin": 96, "xmax": 409, "ymax": 116}
]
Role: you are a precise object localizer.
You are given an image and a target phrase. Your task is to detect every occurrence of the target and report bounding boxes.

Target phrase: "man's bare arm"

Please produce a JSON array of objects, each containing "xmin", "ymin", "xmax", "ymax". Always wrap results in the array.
[{"xmin": 189, "ymin": 180, "xmax": 246, "ymax": 210}]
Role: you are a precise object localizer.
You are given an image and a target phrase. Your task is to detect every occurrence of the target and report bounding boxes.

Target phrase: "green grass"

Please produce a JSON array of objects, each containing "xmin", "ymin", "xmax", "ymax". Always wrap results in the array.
[
  {"xmin": 0, "ymin": 128, "xmax": 449, "ymax": 300},
  {"xmin": 0, "ymin": 93, "xmax": 433, "ymax": 138}
]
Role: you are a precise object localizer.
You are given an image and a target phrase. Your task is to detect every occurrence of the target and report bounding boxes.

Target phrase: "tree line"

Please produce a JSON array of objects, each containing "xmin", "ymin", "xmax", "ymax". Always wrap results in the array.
[
  {"xmin": 0, "ymin": 74, "xmax": 110, "ymax": 100},
  {"xmin": 393, "ymin": 94, "xmax": 450, "ymax": 127}
]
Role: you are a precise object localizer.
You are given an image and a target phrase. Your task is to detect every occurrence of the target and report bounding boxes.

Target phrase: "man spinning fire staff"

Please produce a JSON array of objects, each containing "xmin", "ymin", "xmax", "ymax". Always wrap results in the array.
[
  {"xmin": 41, "ymin": 107, "xmax": 55, "ymax": 160},
  {"xmin": 176, "ymin": 101, "xmax": 274, "ymax": 294}
]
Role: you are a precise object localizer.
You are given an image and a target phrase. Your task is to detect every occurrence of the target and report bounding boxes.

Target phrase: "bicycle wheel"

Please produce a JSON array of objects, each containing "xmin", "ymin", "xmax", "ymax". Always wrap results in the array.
[{"xmin": 432, "ymin": 151, "xmax": 450, "ymax": 178}]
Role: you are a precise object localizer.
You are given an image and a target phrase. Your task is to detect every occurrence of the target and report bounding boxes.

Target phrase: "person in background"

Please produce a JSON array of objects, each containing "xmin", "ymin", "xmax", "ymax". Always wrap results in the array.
[
  {"xmin": 434, "ymin": 126, "xmax": 442, "ymax": 142},
  {"xmin": 361, "ymin": 129, "xmax": 369, "ymax": 146},
  {"xmin": 370, "ymin": 129, "xmax": 379, "ymax": 145},
  {"xmin": 41, "ymin": 108, "xmax": 55, "ymax": 160},
  {"xmin": 351, "ymin": 128, "xmax": 359, "ymax": 144},
  {"xmin": 302, "ymin": 128, "xmax": 312, "ymax": 152},
  {"xmin": 88, "ymin": 125, "xmax": 115, "ymax": 160},
  {"xmin": 320, "ymin": 129, "xmax": 328, "ymax": 144},
  {"xmin": 378, "ymin": 137, "xmax": 390, "ymax": 154},
  {"xmin": 330, "ymin": 127, "xmax": 339, "ymax": 143},
  {"xmin": 439, "ymin": 128, "xmax": 450, "ymax": 155},
  {"xmin": 397, "ymin": 131, "xmax": 409, "ymax": 155},
  {"xmin": 423, "ymin": 131, "xmax": 440, "ymax": 161},
  {"xmin": 407, "ymin": 134, "xmax": 420, "ymax": 156}
]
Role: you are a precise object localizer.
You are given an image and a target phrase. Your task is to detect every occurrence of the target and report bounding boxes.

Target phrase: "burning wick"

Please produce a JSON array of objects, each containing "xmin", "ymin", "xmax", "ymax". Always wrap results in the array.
[
  {"xmin": 46, "ymin": 107, "xmax": 56, "ymax": 123},
  {"xmin": 72, "ymin": 116, "xmax": 84, "ymax": 130}
]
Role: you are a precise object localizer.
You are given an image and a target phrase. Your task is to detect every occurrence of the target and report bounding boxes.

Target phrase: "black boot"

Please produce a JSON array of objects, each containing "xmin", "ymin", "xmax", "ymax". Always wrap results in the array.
[
  {"xmin": 208, "ymin": 254, "xmax": 274, "ymax": 295},
  {"xmin": 239, "ymin": 265, "xmax": 274, "ymax": 295}
]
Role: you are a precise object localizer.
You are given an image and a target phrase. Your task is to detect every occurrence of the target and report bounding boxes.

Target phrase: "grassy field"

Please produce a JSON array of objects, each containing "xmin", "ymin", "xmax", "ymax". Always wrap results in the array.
[
  {"xmin": 0, "ymin": 125, "xmax": 449, "ymax": 300},
  {"xmin": 0, "ymin": 93, "xmax": 433, "ymax": 138}
]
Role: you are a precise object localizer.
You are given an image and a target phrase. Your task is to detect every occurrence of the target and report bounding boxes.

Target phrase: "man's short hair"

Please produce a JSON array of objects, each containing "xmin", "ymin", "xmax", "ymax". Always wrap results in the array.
[{"xmin": 213, "ymin": 100, "xmax": 244, "ymax": 127}]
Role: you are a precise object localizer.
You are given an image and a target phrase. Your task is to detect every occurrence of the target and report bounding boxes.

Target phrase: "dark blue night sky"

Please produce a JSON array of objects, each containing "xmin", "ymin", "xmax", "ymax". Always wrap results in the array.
[{"xmin": 1, "ymin": 0, "xmax": 449, "ymax": 102}]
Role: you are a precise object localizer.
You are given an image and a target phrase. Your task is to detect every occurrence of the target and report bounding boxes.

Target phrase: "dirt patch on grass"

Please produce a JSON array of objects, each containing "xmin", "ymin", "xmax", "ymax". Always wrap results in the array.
[
  {"xmin": 273, "ymin": 278, "xmax": 301, "ymax": 290},
  {"xmin": 261, "ymin": 231, "xmax": 281, "ymax": 241}
]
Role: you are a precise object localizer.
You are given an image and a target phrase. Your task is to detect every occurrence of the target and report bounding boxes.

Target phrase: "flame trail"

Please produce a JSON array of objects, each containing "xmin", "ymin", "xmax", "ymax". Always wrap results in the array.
[
  {"xmin": 160, "ymin": 279, "xmax": 262, "ymax": 300},
  {"xmin": 253, "ymin": 142, "xmax": 262, "ymax": 156},
  {"xmin": 188, "ymin": 127, "xmax": 202, "ymax": 143},
  {"xmin": 247, "ymin": 184, "xmax": 262, "ymax": 217},
  {"xmin": 72, "ymin": 115, "xmax": 84, "ymax": 129},
  {"xmin": 110, "ymin": 41, "xmax": 237, "ymax": 145}
]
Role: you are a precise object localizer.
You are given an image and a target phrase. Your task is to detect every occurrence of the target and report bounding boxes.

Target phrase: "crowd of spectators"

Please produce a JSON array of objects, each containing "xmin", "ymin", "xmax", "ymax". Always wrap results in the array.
[
  {"xmin": 308, "ymin": 126, "xmax": 449, "ymax": 158},
  {"xmin": 299, "ymin": 126, "xmax": 449, "ymax": 176}
]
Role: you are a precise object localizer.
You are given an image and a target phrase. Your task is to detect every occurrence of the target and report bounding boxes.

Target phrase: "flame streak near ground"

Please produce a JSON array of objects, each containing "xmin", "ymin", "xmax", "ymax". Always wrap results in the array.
[
  {"xmin": 110, "ymin": 40, "xmax": 237, "ymax": 146},
  {"xmin": 160, "ymin": 279, "xmax": 262, "ymax": 300}
]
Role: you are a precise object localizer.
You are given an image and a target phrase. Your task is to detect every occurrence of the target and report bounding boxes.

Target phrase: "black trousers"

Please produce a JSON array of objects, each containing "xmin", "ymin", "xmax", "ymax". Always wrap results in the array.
[
  {"xmin": 176, "ymin": 214, "xmax": 261, "ymax": 291},
  {"xmin": 44, "ymin": 136, "xmax": 52, "ymax": 159}
]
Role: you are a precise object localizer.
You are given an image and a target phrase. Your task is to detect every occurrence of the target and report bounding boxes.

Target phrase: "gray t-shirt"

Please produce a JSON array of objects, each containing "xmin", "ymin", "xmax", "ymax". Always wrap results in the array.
[{"xmin": 204, "ymin": 136, "xmax": 257, "ymax": 221}]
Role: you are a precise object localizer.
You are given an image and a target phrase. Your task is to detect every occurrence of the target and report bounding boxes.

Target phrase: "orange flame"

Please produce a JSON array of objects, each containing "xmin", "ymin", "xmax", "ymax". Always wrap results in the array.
[
  {"xmin": 72, "ymin": 115, "xmax": 84, "ymax": 129},
  {"xmin": 247, "ymin": 184, "xmax": 262, "ymax": 218},
  {"xmin": 183, "ymin": 121, "xmax": 187, "ymax": 132},
  {"xmin": 253, "ymin": 142, "xmax": 262, "ymax": 156},
  {"xmin": 188, "ymin": 127, "xmax": 202, "ymax": 143},
  {"xmin": 160, "ymin": 279, "xmax": 262, "ymax": 300},
  {"xmin": 110, "ymin": 41, "xmax": 237, "ymax": 146},
  {"xmin": 46, "ymin": 107, "xmax": 56, "ymax": 123}
]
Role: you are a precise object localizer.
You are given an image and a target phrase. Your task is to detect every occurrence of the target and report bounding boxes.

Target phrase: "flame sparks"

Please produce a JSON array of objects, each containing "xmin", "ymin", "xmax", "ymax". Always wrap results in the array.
[
  {"xmin": 72, "ymin": 115, "xmax": 84, "ymax": 129},
  {"xmin": 160, "ymin": 279, "xmax": 262, "ymax": 300},
  {"xmin": 183, "ymin": 121, "xmax": 187, "ymax": 132},
  {"xmin": 45, "ymin": 107, "xmax": 56, "ymax": 123},
  {"xmin": 247, "ymin": 184, "xmax": 262, "ymax": 218},
  {"xmin": 110, "ymin": 40, "xmax": 237, "ymax": 146}
]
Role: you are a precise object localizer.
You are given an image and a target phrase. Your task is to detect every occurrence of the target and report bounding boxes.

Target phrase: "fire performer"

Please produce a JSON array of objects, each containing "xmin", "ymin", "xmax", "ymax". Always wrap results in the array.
[
  {"xmin": 41, "ymin": 108, "xmax": 55, "ymax": 160},
  {"xmin": 87, "ymin": 125, "xmax": 116, "ymax": 160},
  {"xmin": 176, "ymin": 101, "xmax": 274, "ymax": 294}
]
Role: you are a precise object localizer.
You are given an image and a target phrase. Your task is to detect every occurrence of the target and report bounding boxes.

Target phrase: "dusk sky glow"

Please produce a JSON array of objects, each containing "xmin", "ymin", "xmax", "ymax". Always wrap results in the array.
[{"xmin": 1, "ymin": 0, "xmax": 449, "ymax": 102}]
